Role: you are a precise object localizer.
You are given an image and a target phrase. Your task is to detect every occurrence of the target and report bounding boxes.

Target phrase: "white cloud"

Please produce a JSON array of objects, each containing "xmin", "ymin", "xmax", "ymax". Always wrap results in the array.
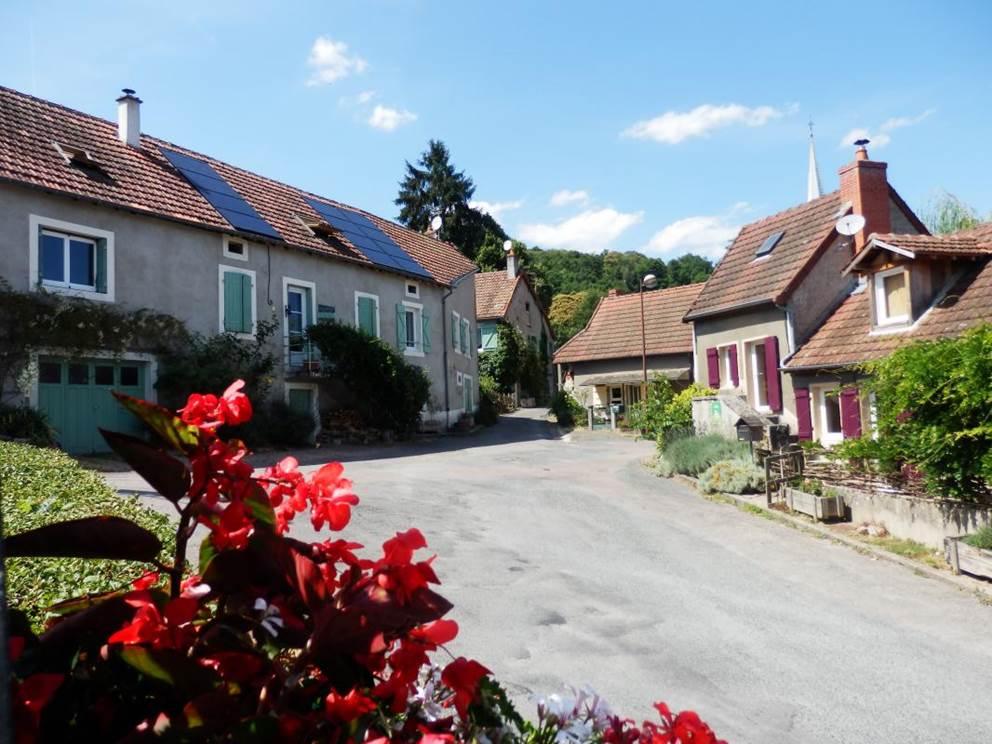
[
  {"xmin": 550, "ymin": 189, "xmax": 590, "ymax": 207},
  {"xmin": 838, "ymin": 109, "xmax": 935, "ymax": 150},
  {"xmin": 518, "ymin": 208, "xmax": 643, "ymax": 252},
  {"xmin": 368, "ymin": 104, "xmax": 417, "ymax": 132},
  {"xmin": 642, "ymin": 203, "xmax": 749, "ymax": 259},
  {"xmin": 622, "ymin": 103, "xmax": 793, "ymax": 144},
  {"xmin": 339, "ymin": 89, "xmax": 376, "ymax": 108},
  {"xmin": 469, "ymin": 199, "xmax": 524, "ymax": 220},
  {"xmin": 306, "ymin": 36, "xmax": 367, "ymax": 86}
]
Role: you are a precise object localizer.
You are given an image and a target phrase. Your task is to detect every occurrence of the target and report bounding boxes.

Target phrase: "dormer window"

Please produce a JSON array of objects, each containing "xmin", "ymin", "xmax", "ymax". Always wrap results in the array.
[{"xmin": 874, "ymin": 266, "xmax": 910, "ymax": 326}]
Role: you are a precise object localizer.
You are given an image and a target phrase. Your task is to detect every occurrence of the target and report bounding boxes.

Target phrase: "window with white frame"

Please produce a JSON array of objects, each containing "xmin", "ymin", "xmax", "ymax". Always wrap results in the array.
[
  {"xmin": 223, "ymin": 236, "xmax": 248, "ymax": 261},
  {"xmin": 874, "ymin": 266, "xmax": 910, "ymax": 326},
  {"xmin": 460, "ymin": 317, "xmax": 471, "ymax": 355},
  {"xmin": 718, "ymin": 344, "xmax": 736, "ymax": 388},
  {"xmin": 30, "ymin": 215, "xmax": 114, "ymax": 302},
  {"xmin": 405, "ymin": 281, "xmax": 420, "ymax": 299},
  {"xmin": 748, "ymin": 341, "xmax": 769, "ymax": 410},
  {"xmin": 355, "ymin": 292, "xmax": 380, "ymax": 338},
  {"xmin": 813, "ymin": 384, "xmax": 843, "ymax": 446},
  {"xmin": 397, "ymin": 301, "xmax": 428, "ymax": 355}
]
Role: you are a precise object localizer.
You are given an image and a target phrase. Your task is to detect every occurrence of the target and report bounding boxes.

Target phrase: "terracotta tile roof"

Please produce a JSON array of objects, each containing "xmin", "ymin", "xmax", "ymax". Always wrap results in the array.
[
  {"xmin": 787, "ymin": 257, "xmax": 992, "ymax": 369},
  {"xmin": 474, "ymin": 271, "xmax": 521, "ymax": 320},
  {"xmin": 0, "ymin": 86, "xmax": 476, "ymax": 286},
  {"xmin": 870, "ymin": 231, "xmax": 992, "ymax": 259},
  {"xmin": 553, "ymin": 282, "xmax": 703, "ymax": 364},
  {"xmin": 685, "ymin": 192, "xmax": 844, "ymax": 319}
]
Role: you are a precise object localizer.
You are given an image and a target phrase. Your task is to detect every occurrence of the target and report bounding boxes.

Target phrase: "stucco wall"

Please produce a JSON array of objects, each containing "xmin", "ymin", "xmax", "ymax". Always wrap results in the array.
[
  {"xmin": 499, "ymin": 275, "xmax": 555, "ymax": 394},
  {"xmin": 0, "ymin": 184, "xmax": 477, "ymax": 418},
  {"xmin": 692, "ymin": 305, "xmax": 795, "ymax": 429}
]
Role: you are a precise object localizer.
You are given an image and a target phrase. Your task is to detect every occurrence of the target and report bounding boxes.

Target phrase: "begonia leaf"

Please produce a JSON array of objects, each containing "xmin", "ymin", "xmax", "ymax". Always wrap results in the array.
[
  {"xmin": 100, "ymin": 428, "xmax": 191, "ymax": 503},
  {"xmin": 120, "ymin": 647, "xmax": 217, "ymax": 694},
  {"xmin": 113, "ymin": 391, "xmax": 201, "ymax": 454},
  {"xmin": 6, "ymin": 516, "xmax": 162, "ymax": 562}
]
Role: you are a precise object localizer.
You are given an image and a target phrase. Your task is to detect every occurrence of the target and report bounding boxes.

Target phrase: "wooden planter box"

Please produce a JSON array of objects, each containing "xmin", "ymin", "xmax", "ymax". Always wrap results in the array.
[
  {"xmin": 945, "ymin": 536, "xmax": 992, "ymax": 580},
  {"xmin": 784, "ymin": 487, "xmax": 846, "ymax": 521}
]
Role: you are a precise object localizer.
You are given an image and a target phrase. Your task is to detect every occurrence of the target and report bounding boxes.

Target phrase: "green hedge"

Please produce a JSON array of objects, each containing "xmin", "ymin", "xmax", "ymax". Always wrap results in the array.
[{"xmin": 1, "ymin": 441, "xmax": 175, "ymax": 628}]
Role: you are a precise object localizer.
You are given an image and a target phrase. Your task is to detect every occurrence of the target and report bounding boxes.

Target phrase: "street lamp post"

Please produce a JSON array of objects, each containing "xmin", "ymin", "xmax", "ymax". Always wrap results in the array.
[{"xmin": 640, "ymin": 273, "xmax": 658, "ymax": 398}]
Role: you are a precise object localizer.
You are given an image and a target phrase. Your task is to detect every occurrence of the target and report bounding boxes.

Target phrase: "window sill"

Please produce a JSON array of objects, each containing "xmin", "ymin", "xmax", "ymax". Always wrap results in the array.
[
  {"xmin": 38, "ymin": 283, "xmax": 113, "ymax": 302},
  {"xmin": 404, "ymin": 348, "xmax": 425, "ymax": 358}
]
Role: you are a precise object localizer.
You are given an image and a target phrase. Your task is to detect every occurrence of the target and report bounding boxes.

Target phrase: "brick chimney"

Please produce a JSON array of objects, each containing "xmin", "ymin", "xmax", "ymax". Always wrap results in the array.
[
  {"xmin": 838, "ymin": 142, "xmax": 890, "ymax": 250},
  {"xmin": 607, "ymin": 288, "xmax": 620, "ymax": 297},
  {"xmin": 116, "ymin": 88, "xmax": 142, "ymax": 147},
  {"xmin": 506, "ymin": 243, "xmax": 518, "ymax": 280}
]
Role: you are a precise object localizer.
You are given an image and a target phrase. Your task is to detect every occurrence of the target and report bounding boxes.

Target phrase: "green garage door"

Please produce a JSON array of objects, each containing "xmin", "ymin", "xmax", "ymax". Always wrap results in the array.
[{"xmin": 37, "ymin": 357, "xmax": 147, "ymax": 454}]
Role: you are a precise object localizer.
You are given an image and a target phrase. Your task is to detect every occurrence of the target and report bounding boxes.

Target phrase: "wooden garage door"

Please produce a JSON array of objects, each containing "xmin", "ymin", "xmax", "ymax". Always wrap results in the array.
[{"xmin": 37, "ymin": 357, "xmax": 147, "ymax": 454}]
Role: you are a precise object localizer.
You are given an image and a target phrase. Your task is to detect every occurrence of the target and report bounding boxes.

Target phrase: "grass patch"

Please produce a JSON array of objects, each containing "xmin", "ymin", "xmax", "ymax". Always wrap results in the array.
[
  {"xmin": 857, "ymin": 535, "xmax": 946, "ymax": 570},
  {"xmin": 963, "ymin": 525, "xmax": 992, "ymax": 550}
]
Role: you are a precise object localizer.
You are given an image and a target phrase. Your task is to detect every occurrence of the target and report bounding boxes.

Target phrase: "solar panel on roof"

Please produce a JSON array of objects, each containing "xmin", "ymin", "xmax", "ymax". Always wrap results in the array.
[
  {"xmin": 304, "ymin": 197, "xmax": 432, "ymax": 280},
  {"xmin": 755, "ymin": 230, "xmax": 784, "ymax": 257},
  {"xmin": 159, "ymin": 148, "xmax": 281, "ymax": 240}
]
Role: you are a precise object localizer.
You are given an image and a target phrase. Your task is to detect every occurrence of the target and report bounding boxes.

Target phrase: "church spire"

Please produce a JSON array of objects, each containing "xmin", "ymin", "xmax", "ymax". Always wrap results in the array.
[{"xmin": 806, "ymin": 118, "xmax": 822, "ymax": 202}]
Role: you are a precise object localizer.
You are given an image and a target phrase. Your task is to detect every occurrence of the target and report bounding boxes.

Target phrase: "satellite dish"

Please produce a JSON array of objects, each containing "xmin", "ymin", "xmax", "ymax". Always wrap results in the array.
[
  {"xmin": 836, "ymin": 214, "xmax": 866, "ymax": 236},
  {"xmin": 503, "ymin": 239, "xmax": 514, "ymax": 252},
  {"xmin": 430, "ymin": 215, "xmax": 443, "ymax": 232}
]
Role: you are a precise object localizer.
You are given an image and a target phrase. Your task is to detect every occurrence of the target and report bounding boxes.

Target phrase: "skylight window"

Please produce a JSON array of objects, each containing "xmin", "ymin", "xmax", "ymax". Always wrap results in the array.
[{"xmin": 755, "ymin": 230, "xmax": 785, "ymax": 258}]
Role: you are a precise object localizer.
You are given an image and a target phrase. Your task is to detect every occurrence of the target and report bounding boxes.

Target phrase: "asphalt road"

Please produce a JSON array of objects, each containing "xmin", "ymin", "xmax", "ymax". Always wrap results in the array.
[{"xmin": 107, "ymin": 410, "xmax": 992, "ymax": 744}]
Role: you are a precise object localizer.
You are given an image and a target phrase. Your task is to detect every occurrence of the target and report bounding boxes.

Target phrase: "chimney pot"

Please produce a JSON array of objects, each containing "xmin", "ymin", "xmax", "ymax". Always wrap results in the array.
[
  {"xmin": 505, "ymin": 243, "xmax": 518, "ymax": 280},
  {"xmin": 116, "ymin": 88, "xmax": 142, "ymax": 147}
]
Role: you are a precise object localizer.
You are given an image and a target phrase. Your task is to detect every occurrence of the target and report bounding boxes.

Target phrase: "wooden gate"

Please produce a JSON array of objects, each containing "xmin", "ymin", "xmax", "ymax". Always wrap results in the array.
[{"xmin": 761, "ymin": 446, "xmax": 805, "ymax": 507}]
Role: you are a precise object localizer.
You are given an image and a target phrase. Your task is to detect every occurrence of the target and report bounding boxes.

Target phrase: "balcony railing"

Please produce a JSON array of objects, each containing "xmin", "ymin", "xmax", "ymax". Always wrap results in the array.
[{"xmin": 284, "ymin": 338, "xmax": 322, "ymax": 376}]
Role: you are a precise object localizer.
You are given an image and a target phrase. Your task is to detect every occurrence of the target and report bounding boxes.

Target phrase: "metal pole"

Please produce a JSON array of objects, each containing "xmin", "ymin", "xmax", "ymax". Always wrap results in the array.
[{"xmin": 640, "ymin": 283, "xmax": 647, "ymax": 396}]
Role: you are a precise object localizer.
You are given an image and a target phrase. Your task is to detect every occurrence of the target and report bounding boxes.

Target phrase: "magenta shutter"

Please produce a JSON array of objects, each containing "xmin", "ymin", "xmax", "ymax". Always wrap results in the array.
[
  {"xmin": 763, "ymin": 336, "xmax": 782, "ymax": 411},
  {"xmin": 840, "ymin": 387, "xmax": 862, "ymax": 439},
  {"xmin": 794, "ymin": 388, "xmax": 813, "ymax": 440},
  {"xmin": 728, "ymin": 345, "xmax": 739, "ymax": 387},
  {"xmin": 705, "ymin": 347, "xmax": 720, "ymax": 388}
]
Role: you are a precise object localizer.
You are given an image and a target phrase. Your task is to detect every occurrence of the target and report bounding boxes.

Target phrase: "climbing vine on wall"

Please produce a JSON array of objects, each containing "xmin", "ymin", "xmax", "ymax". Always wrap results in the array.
[{"xmin": 0, "ymin": 279, "xmax": 190, "ymax": 402}]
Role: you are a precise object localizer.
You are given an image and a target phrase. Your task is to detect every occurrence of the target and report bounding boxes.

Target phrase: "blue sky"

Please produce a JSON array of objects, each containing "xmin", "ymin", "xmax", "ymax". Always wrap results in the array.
[{"xmin": 2, "ymin": 0, "xmax": 990, "ymax": 259}]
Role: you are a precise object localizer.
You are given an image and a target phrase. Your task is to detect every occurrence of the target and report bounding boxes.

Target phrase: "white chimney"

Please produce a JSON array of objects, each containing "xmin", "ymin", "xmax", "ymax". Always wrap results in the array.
[
  {"xmin": 116, "ymin": 89, "xmax": 142, "ymax": 147},
  {"xmin": 504, "ymin": 239, "xmax": 517, "ymax": 279}
]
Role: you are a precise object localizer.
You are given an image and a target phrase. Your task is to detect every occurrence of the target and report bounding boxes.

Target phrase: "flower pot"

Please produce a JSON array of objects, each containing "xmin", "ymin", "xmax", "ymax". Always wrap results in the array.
[
  {"xmin": 784, "ymin": 487, "xmax": 846, "ymax": 521},
  {"xmin": 945, "ymin": 536, "xmax": 992, "ymax": 580}
]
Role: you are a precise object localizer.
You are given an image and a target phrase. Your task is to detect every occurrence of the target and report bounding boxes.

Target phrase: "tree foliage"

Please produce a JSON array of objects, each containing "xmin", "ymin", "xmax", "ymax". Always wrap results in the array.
[
  {"xmin": 922, "ymin": 190, "xmax": 988, "ymax": 235},
  {"xmin": 833, "ymin": 324, "xmax": 992, "ymax": 500},
  {"xmin": 477, "ymin": 323, "xmax": 546, "ymax": 401},
  {"xmin": 395, "ymin": 140, "xmax": 506, "ymax": 259},
  {"xmin": 626, "ymin": 378, "xmax": 716, "ymax": 446}
]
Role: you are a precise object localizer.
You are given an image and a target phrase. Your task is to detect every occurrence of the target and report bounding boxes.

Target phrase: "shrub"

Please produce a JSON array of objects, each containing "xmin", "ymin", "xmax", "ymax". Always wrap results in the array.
[
  {"xmin": 478, "ymin": 323, "xmax": 547, "ymax": 402},
  {"xmin": 964, "ymin": 525, "xmax": 992, "ymax": 550},
  {"xmin": 550, "ymin": 389, "xmax": 584, "ymax": 428},
  {"xmin": 1, "ymin": 440, "xmax": 175, "ymax": 629},
  {"xmin": 231, "ymin": 399, "xmax": 316, "ymax": 449},
  {"xmin": 628, "ymin": 379, "xmax": 715, "ymax": 446},
  {"xmin": 857, "ymin": 324, "xmax": 992, "ymax": 500},
  {"xmin": 698, "ymin": 459, "xmax": 765, "ymax": 494},
  {"xmin": 308, "ymin": 321, "xmax": 430, "ymax": 435},
  {"xmin": 0, "ymin": 404, "xmax": 56, "ymax": 446},
  {"xmin": 5, "ymin": 383, "xmax": 724, "ymax": 743},
  {"xmin": 657, "ymin": 434, "xmax": 750, "ymax": 477},
  {"xmin": 155, "ymin": 320, "xmax": 277, "ymax": 409},
  {"xmin": 475, "ymin": 375, "xmax": 502, "ymax": 426}
]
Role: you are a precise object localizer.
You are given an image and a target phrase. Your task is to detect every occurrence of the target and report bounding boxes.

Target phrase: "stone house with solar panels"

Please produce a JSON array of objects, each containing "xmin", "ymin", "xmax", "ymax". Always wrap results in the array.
[
  {"xmin": 783, "ymin": 224, "xmax": 992, "ymax": 446},
  {"xmin": 553, "ymin": 282, "xmax": 703, "ymax": 413},
  {"xmin": 474, "ymin": 245, "xmax": 555, "ymax": 402},
  {"xmin": 684, "ymin": 142, "xmax": 927, "ymax": 439},
  {"xmin": 0, "ymin": 87, "xmax": 479, "ymax": 453}
]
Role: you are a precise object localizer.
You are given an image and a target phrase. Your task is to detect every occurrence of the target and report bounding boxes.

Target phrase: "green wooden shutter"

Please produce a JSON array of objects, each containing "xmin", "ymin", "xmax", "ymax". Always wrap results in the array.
[
  {"xmin": 395, "ymin": 303, "xmax": 406, "ymax": 348},
  {"xmin": 451, "ymin": 312, "xmax": 458, "ymax": 348},
  {"xmin": 422, "ymin": 313, "xmax": 431, "ymax": 353},
  {"xmin": 95, "ymin": 239, "xmax": 108, "ymax": 294},
  {"xmin": 223, "ymin": 271, "xmax": 243, "ymax": 332},
  {"xmin": 240, "ymin": 273, "xmax": 253, "ymax": 333},
  {"xmin": 460, "ymin": 319, "xmax": 468, "ymax": 355},
  {"xmin": 358, "ymin": 296, "xmax": 376, "ymax": 335}
]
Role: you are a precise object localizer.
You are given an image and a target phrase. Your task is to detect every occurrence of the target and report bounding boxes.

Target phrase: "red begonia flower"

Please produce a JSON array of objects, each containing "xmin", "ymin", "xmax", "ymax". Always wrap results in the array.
[
  {"xmin": 219, "ymin": 379, "xmax": 252, "ymax": 426},
  {"xmin": 132, "ymin": 570, "xmax": 158, "ymax": 591},
  {"xmin": 205, "ymin": 499, "xmax": 254, "ymax": 550},
  {"xmin": 13, "ymin": 673, "xmax": 64, "ymax": 744},
  {"xmin": 409, "ymin": 619, "xmax": 458, "ymax": 647},
  {"xmin": 198, "ymin": 651, "xmax": 264, "ymax": 683},
  {"xmin": 324, "ymin": 688, "xmax": 378, "ymax": 722},
  {"xmin": 440, "ymin": 657, "xmax": 491, "ymax": 718}
]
